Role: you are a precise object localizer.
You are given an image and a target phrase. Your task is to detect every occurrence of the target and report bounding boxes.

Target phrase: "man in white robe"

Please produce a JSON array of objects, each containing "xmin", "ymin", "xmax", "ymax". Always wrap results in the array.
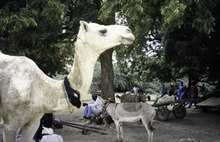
[{"xmin": 83, "ymin": 92, "xmax": 104, "ymax": 119}]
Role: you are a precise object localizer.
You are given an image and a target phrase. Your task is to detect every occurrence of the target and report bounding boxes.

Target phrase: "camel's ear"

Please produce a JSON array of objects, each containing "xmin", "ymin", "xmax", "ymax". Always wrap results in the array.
[{"xmin": 80, "ymin": 21, "xmax": 88, "ymax": 32}]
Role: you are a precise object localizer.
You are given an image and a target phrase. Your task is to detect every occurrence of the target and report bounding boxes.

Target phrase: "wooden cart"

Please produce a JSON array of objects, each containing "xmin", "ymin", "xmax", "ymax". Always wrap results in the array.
[{"xmin": 152, "ymin": 99, "xmax": 188, "ymax": 122}]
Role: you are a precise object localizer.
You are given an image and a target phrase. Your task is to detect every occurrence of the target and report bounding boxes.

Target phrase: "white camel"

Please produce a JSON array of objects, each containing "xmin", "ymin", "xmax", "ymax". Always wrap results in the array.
[{"xmin": 0, "ymin": 21, "xmax": 135, "ymax": 142}]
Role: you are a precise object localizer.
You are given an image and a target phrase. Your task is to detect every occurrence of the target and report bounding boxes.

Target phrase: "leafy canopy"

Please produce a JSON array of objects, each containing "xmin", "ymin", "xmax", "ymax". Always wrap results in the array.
[{"xmin": 100, "ymin": 0, "xmax": 220, "ymax": 92}]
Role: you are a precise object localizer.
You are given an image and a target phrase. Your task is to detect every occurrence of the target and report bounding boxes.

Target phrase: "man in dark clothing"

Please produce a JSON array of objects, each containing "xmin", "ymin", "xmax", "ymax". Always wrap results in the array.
[
  {"xmin": 34, "ymin": 113, "xmax": 53, "ymax": 141},
  {"xmin": 188, "ymin": 81, "xmax": 198, "ymax": 108}
]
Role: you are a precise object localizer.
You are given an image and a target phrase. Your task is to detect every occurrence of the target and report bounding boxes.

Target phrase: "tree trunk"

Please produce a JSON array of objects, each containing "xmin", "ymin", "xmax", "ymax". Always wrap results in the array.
[
  {"xmin": 100, "ymin": 48, "xmax": 115, "ymax": 101},
  {"xmin": 92, "ymin": 0, "xmax": 115, "ymax": 101}
]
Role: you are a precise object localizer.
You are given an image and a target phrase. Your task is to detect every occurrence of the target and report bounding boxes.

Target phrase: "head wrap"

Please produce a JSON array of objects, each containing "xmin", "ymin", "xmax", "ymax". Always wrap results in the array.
[{"xmin": 91, "ymin": 92, "xmax": 97, "ymax": 97}]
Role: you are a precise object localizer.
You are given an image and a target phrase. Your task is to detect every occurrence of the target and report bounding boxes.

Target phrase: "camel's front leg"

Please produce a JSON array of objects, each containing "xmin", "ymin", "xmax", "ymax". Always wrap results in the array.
[
  {"xmin": 20, "ymin": 115, "xmax": 43, "ymax": 142},
  {"xmin": 3, "ymin": 122, "xmax": 20, "ymax": 142}
]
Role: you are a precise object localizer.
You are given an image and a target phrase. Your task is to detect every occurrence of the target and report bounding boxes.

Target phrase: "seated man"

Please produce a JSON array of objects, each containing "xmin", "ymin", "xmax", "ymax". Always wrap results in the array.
[{"xmin": 83, "ymin": 92, "xmax": 104, "ymax": 120}]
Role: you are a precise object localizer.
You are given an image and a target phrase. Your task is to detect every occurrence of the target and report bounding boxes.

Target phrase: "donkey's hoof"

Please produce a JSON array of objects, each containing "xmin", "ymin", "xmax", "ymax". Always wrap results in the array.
[{"xmin": 82, "ymin": 129, "xmax": 90, "ymax": 135}]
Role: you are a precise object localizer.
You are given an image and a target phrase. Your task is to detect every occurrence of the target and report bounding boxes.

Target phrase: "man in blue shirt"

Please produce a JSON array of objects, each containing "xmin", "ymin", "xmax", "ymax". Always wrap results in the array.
[{"xmin": 178, "ymin": 81, "xmax": 186, "ymax": 100}]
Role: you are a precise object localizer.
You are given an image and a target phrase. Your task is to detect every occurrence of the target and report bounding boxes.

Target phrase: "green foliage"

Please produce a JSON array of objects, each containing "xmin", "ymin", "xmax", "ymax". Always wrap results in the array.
[
  {"xmin": 162, "ymin": 0, "xmax": 218, "ymax": 84},
  {"xmin": 161, "ymin": 0, "xmax": 187, "ymax": 30},
  {"xmin": 192, "ymin": 0, "xmax": 215, "ymax": 33},
  {"xmin": 100, "ymin": 0, "xmax": 220, "ymax": 93},
  {"xmin": 1, "ymin": 0, "xmax": 220, "ymax": 94},
  {"xmin": 99, "ymin": 1, "xmax": 115, "ymax": 21},
  {"xmin": 0, "ymin": 0, "xmax": 100, "ymax": 74},
  {"xmin": 0, "ymin": 0, "xmax": 69, "ymax": 74},
  {"xmin": 161, "ymin": 0, "xmax": 215, "ymax": 34}
]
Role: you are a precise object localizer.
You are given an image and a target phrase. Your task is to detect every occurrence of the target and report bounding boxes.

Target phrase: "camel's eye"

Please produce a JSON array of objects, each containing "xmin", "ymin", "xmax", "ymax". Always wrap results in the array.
[
  {"xmin": 99, "ymin": 29, "xmax": 107, "ymax": 36},
  {"xmin": 126, "ymin": 28, "xmax": 131, "ymax": 33}
]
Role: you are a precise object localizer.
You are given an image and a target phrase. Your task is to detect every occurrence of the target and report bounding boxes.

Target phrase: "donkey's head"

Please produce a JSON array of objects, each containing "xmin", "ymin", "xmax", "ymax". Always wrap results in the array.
[{"xmin": 76, "ymin": 21, "xmax": 135, "ymax": 54}]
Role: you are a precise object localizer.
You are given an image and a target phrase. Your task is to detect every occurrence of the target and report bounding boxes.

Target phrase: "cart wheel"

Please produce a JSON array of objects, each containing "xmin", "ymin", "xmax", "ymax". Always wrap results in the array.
[
  {"xmin": 156, "ymin": 107, "xmax": 170, "ymax": 122},
  {"xmin": 172, "ymin": 104, "xmax": 186, "ymax": 119}
]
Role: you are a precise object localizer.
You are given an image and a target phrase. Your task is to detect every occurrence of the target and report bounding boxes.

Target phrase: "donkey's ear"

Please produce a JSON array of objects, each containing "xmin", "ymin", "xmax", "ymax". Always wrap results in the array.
[{"xmin": 80, "ymin": 21, "xmax": 88, "ymax": 32}]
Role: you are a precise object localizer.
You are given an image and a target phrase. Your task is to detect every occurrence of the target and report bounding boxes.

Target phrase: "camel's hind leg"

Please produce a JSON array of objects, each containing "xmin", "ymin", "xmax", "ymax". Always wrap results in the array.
[{"xmin": 20, "ymin": 115, "xmax": 42, "ymax": 142}]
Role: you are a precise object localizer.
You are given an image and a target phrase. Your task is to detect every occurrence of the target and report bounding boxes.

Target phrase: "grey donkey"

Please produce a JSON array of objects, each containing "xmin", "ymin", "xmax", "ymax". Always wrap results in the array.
[{"xmin": 102, "ymin": 99, "xmax": 155, "ymax": 142}]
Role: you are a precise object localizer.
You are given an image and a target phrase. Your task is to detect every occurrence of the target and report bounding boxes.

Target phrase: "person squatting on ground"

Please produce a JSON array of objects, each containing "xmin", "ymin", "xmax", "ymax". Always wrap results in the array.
[{"xmin": 82, "ymin": 92, "xmax": 104, "ymax": 120}]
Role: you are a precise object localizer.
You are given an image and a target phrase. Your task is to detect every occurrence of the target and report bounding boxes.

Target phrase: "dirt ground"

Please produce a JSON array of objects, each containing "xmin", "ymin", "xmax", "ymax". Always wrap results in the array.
[
  {"xmin": 0, "ymin": 105, "xmax": 219, "ymax": 142},
  {"xmin": 51, "ymin": 106, "xmax": 220, "ymax": 142}
]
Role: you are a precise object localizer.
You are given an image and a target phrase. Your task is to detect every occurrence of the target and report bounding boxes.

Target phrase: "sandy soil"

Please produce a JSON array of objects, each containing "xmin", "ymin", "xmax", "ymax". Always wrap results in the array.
[{"xmin": 0, "ymin": 104, "xmax": 219, "ymax": 142}]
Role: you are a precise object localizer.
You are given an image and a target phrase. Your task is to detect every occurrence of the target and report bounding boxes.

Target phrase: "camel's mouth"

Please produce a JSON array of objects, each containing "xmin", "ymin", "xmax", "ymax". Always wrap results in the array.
[{"xmin": 121, "ymin": 36, "xmax": 135, "ymax": 45}]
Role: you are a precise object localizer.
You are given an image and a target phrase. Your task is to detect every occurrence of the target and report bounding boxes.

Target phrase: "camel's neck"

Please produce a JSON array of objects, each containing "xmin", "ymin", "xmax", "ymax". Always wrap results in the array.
[{"xmin": 67, "ymin": 39, "xmax": 99, "ymax": 100}]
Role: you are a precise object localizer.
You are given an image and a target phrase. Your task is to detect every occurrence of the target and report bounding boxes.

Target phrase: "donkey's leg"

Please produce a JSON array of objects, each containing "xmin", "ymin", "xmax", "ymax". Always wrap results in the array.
[
  {"xmin": 141, "ymin": 118, "xmax": 153, "ymax": 142},
  {"xmin": 149, "ymin": 120, "xmax": 154, "ymax": 142},
  {"xmin": 119, "ymin": 122, "xmax": 124, "ymax": 140},
  {"xmin": 114, "ymin": 121, "xmax": 123, "ymax": 142},
  {"xmin": 20, "ymin": 115, "xmax": 42, "ymax": 142}
]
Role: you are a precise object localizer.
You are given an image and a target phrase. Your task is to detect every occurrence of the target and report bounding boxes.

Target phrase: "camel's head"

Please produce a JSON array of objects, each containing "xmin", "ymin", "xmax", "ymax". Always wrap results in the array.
[{"xmin": 76, "ymin": 21, "xmax": 135, "ymax": 54}]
